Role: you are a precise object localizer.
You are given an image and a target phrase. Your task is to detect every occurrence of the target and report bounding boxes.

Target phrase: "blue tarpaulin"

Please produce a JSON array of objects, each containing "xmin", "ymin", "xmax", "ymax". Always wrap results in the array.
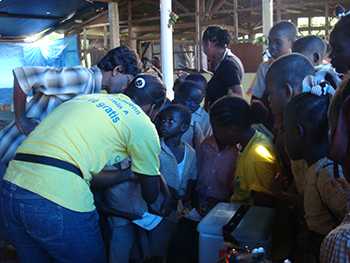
[
  {"xmin": 0, "ymin": 35, "xmax": 80, "ymax": 104},
  {"xmin": 0, "ymin": 0, "xmax": 105, "ymax": 38}
]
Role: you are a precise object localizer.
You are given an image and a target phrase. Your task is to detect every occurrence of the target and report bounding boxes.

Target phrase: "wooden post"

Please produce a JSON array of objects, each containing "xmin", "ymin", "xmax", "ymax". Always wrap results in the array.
[
  {"xmin": 276, "ymin": 0, "xmax": 282, "ymax": 22},
  {"xmin": 103, "ymin": 25, "xmax": 108, "ymax": 50},
  {"xmin": 108, "ymin": 1, "xmax": 120, "ymax": 49},
  {"xmin": 83, "ymin": 27, "xmax": 88, "ymax": 67},
  {"xmin": 325, "ymin": 0, "xmax": 329, "ymax": 38},
  {"xmin": 262, "ymin": 0, "xmax": 273, "ymax": 40},
  {"xmin": 77, "ymin": 31, "xmax": 82, "ymax": 64},
  {"xmin": 128, "ymin": 0, "xmax": 133, "ymax": 48},
  {"xmin": 308, "ymin": 16, "xmax": 312, "ymax": 35},
  {"xmin": 233, "ymin": 0, "xmax": 239, "ymax": 41},
  {"xmin": 195, "ymin": 0, "xmax": 201, "ymax": 70},
  {"xmin": 202, "ymin": 0, "xmax": 207, "ymax": 70}
]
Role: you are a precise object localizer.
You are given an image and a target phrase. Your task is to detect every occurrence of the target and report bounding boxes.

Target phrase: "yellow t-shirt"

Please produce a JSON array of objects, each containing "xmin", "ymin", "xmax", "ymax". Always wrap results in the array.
[
  {"xmin": 4, "ymin": 93, "xmax": 160, "ymax": 212},
  {"xmin": 231, "ymin": 131, "xmax": 278, "ymax": 202}
]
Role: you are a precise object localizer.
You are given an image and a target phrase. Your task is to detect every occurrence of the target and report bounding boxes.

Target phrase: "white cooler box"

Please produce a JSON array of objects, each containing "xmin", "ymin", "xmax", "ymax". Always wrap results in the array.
[{"xmin": 197, "ymin": 202, "xmax": 275, "ymax": 263}]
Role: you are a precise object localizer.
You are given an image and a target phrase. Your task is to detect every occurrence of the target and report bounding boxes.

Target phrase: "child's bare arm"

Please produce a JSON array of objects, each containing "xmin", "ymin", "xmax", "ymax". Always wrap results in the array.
[{"xmin": 183, "ymin": 179, "xmax": 196, "ymax": 202}]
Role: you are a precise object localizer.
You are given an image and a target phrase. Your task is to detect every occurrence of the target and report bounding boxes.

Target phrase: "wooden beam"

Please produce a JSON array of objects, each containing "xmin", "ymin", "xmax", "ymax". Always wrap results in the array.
[
  {"xmin": 206, "ymin": 0, "xmax": 216, "ymax": 15},
  {"xmin": 103, "ymin": 25, "xmax": 108, "ymax": 49},
  {"xmin": 195, "ymin": 0, "xmax": 201, "ymax": 70},
  {"xmin": 93, "ymin": 0, "xmax": 114, "ymax": 2},
  {"xmin": 233, "ymin": 0, "xmax": 239, "ymax": 41},
  {"xmin": 262, "ymin": 0, "xmax": 273, "ymax": 38},
  {"xmin": 128, "ymin": 0, "xmax": 132, "ymax": 46},
  {"xmin": 276, "ymin": 0, "xmax": 282, "ymax": 22},
  {"xmin": 133, "ymin": 21, "xmax": 249, "ymax": 35},
  {"xmin": 83, "ymin": 28, "xmax": 88, "ymax": 67},
  {"xmin": 210, "ymin": 0, "xmax": 226, "ymax": 16},
  {"xmin": 325, "ymin": 0, "xmax": 330, "ymax": 37},
  {"xmin": 174, "ymin": 0, "xmax": 190, "ymax": 13},
  {"xmin": 108, "ymin": 1, "xmax": 120, "ymax": 48}
]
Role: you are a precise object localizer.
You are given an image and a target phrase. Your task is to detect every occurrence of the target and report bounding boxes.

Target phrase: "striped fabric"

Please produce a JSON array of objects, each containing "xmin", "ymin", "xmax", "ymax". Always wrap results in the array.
[
  {"xmin": 320, "ymin": 213, "xmax": 350, "ymax": 263},
  {"xmin": 0, "ymin": 66, "xmax": 102, "ymax": 164}
]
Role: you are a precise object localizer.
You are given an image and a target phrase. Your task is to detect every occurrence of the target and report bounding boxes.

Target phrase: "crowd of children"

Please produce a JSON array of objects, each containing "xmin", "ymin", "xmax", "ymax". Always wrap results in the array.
[{"xmin": 1, "ymin": 5, "xmax": 350, "ymax": 263}]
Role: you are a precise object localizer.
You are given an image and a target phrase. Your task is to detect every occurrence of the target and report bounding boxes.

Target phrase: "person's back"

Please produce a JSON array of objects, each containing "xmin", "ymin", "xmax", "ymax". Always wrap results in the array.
[
  {"xmin": 0, "ymin": 73, "xmax": 166, "ymax": 263},
  {"xmin": 196, "ymin": 135, "xmax": 237, "ymax": 214},
  {"xmin": 284, "ymin": 92, "xmax": 345, "ymax": 259},
  {"xmin": 0, "ymin": 45, "xmax": 141, "ymax": 170},
  {"xmin": 4, "ymin": 93, "xmax": 159, "ymax": 212},
  {"xmin": 304, "ymin": 159, "xmax": 347, "ymax": 235}
]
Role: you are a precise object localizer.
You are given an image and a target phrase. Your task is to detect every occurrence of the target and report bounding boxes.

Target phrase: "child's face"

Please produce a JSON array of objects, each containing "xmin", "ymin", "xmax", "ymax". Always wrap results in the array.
[
  {"xmin": 330, "ymin": 32, "xmax": 350, "ymax": 74},
  {"xmin": 267, "ymin": 78, "xmax": 292, "ymax": 119},
  {"xmin": 212, "ymin": 124, "xmax": 242, "ymax": 147},
  {"xmin": 268, "ymin": 32, "xmax": 292, "ymax": 59},
  {"xmin": 157, "ymin": 110, "xmax": 186, "ymax": 139},
  {"xmin": 174, "ymin": 88, "xmax": 203, "ymax": 113},
  {"xmin": 202, "ymin": 40, "xmax": 217, "ymax": 61}
]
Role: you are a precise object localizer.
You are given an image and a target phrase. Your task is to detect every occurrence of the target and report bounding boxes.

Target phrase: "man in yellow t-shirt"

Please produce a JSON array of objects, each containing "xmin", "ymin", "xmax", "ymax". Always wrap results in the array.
[
  {"xmin": 0, "ymin": 74, "xmax": 166, "ymax": 263},
  {"xmin": 209, "ymin": 96, "xmax": 278, "ymax": 204}
]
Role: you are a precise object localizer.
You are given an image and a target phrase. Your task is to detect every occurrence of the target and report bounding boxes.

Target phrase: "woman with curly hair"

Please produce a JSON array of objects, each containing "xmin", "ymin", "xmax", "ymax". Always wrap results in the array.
[{"xmin": 0, "ymin": 45, "xmax": 141, "ymax": 176}]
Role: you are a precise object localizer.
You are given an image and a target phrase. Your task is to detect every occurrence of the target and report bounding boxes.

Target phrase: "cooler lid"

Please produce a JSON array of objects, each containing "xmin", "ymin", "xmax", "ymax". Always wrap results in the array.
[
  {"xmin": 197, "ymin": 203, "xmax": 241, "ymax": 235},
  {"xmin": 197, "ymin": 202, "xmax": 274, "ymax": 240}
]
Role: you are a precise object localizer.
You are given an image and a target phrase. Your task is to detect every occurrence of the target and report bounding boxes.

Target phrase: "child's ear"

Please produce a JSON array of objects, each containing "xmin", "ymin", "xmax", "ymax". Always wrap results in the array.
[
  {"xmin": 296, "ymin": 123, "xmax": 305, "ymax": 138},
  {"xmin": 284, "ymin": 83, "xmax": 293, "ymax": 100},
  {"xmin": 329, "ymin": 97, "xmax": 350, "ymax": 163},
  {"xmin": 313, "ymin": 52, "xmax": 321, "ymax": 65},
  {"xmin": 181, "ymin": 123, "xmax": 190, "ymax": 133},
  {"xmin": 112, "ymin": 65, "xmax": 124, "ymax": 76}
]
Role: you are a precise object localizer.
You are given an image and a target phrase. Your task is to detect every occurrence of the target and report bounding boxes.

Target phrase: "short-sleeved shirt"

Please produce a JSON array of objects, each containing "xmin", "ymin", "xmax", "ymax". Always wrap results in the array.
[
  {"xmin": 181, "ymin": 106, "xmax": 211, "ymax": 149},
  {"xmin": 320, "ymin": 212, "xmax": 350, "ymax": 263},
  {"xmin": 159, "ymin": 140, "xmax": 197, "ymax": 196},
  {"xmin": 151, "ymin": 140, "xmax": 197, "ymax": 216},
  {"xmin": 304, "ymin": 158, "xmax": 347, "ymax": 235},
  {"xmin": 205, "ymin": 49, "xmax": 244, "ymax": 106},
  {"xmin": 290, "ymin": 159, "xmax": 308, "ymax": 196},
  {"xmin": 0, "ymin": 66, "xmax": 102, "ymax": 165},
  {"xmin": 231, "ymin": 131, "xmax": 278, "ymax": 203},
  {"xmin": 4, "ymin": 93, "xmax": 161, "ymax": 212},
  {"xmin": 250, "ymin": 61, "xmax": 272, "ymax": 99},
  {"xmin": 196, "ymin": 135, "xmax": 237, "ymax": 201}
]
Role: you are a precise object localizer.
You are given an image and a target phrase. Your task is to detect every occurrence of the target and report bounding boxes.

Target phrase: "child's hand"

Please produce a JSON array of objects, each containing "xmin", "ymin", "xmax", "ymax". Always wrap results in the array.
[
  {"xmin": 271, "ymin": 172, "xmax": 288, "ymax": 195},
  {"xmin": 331, "ymin": 177, "xmax": 350, "ymax": 192},
  {"xmin": 160, "ymin": 196, "xmax": 174, "ymax": 217}
]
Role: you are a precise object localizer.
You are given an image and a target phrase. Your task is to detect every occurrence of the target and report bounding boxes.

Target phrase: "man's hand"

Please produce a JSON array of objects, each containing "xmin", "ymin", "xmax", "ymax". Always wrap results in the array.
[
  {"xmin": 91, "ymin": 169, "xmax": 137, "ymax": 190},
  {"xmin": 271, "ymin": 172, "xmax": 288, "ymax": 195},
  {"xmin": 16, "ymin": 116, "xmax": 38, "ymax": 135}
]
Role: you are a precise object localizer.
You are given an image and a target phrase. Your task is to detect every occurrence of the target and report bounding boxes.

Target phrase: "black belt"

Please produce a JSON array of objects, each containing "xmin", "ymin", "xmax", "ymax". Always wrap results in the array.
[{"xmin": 14, "ymin": 153, "xmax": 83, "ymax": 178}]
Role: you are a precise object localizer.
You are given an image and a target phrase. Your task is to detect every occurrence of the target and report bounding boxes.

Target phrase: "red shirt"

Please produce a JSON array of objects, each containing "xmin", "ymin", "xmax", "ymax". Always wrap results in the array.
[{"xmin": 196, "ymin": 135, "xmax": 237, "ymax": 202}]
